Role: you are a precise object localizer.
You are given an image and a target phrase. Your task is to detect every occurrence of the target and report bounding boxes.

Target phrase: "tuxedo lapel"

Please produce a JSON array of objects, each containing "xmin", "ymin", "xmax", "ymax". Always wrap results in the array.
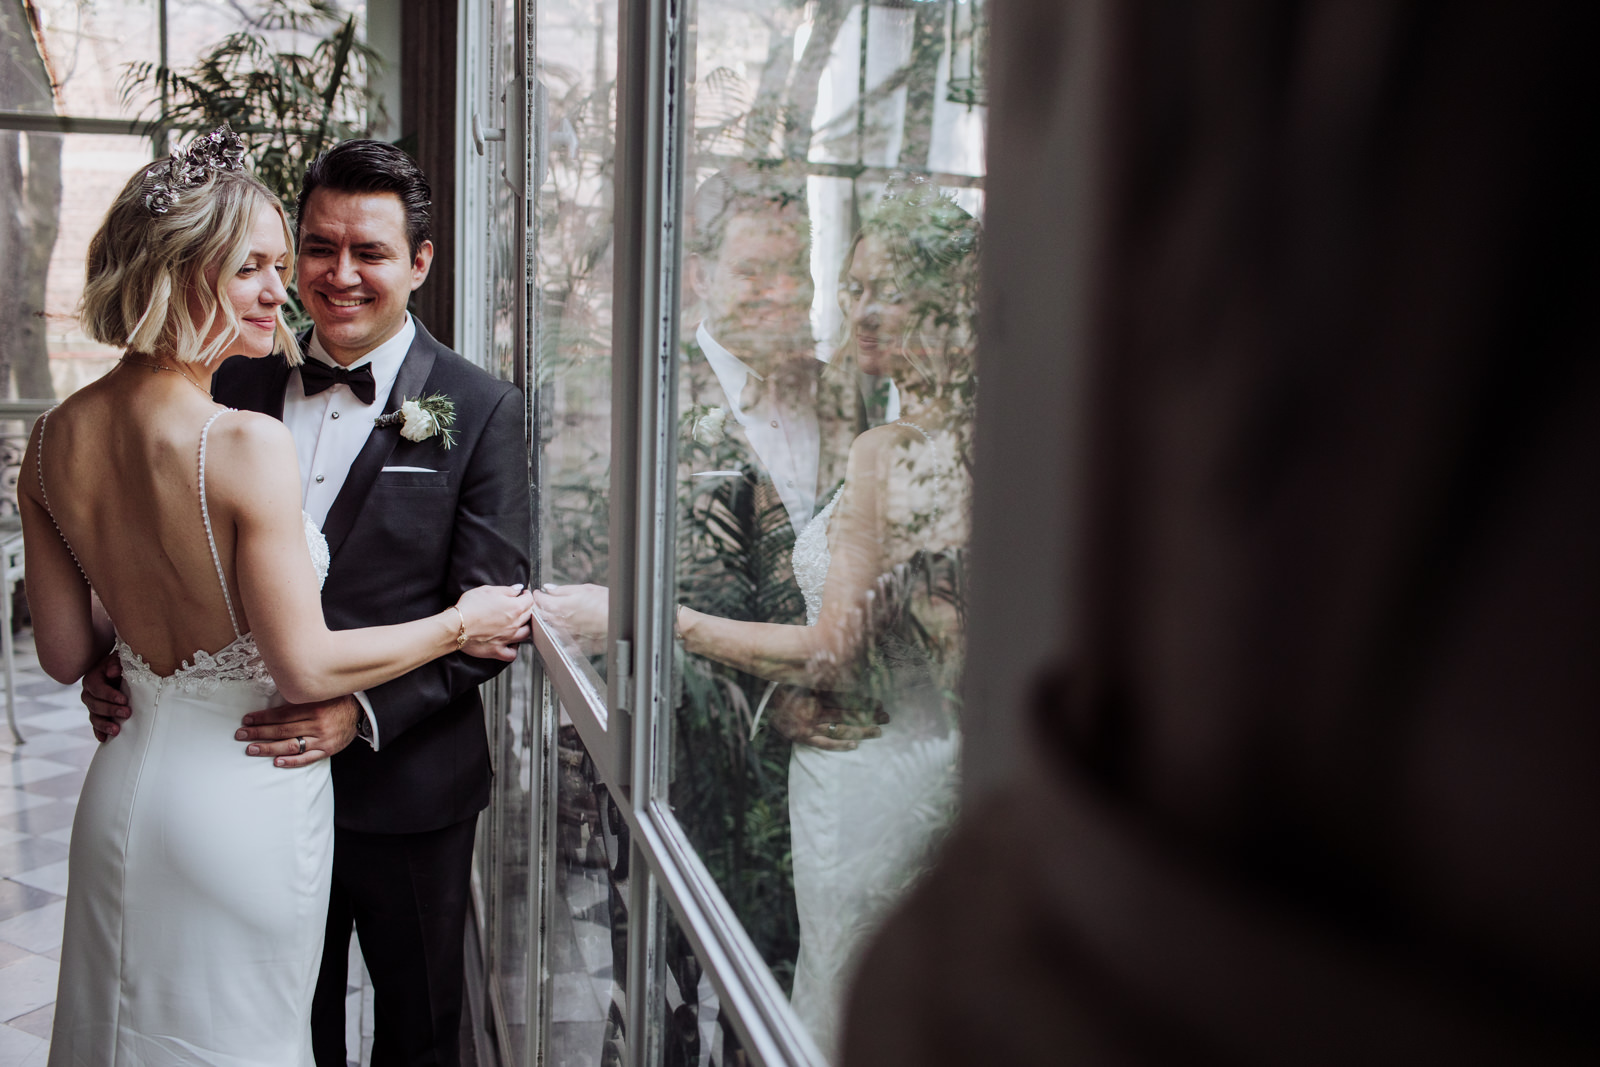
[
  {"xmin": 267, "ymin": 330, "xmax": 323, "ymax": 420},
  {"xmin": 320, "ymin": 328, "xmax": 440, "ymax": 559},
  {"xmin": 260, "ymin": 358, "xmax": 292, "ymax": 420},
  {"xmin": 213, "ymin": 351, "xmax": 292, "ymax": 419},
  {"xmin": 257, "ymin": 331, "xmax": 309, "ymax": 419}
]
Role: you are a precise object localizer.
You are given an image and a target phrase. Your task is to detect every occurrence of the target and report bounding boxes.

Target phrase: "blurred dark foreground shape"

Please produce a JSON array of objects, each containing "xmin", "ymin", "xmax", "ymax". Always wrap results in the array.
[{"xmin": 843, "ymin": 1, "xmax": 1600, "ymax": 1063}]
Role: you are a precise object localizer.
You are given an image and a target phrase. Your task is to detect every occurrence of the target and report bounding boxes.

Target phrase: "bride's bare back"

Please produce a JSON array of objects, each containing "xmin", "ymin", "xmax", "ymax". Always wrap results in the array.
[
  {"xmin": 24, "ymin": 360, "xmax": 532, "ymax": 704},
  {"xmin": 26, "ymin": 368, "xmax": 283, "ymax": 676}
]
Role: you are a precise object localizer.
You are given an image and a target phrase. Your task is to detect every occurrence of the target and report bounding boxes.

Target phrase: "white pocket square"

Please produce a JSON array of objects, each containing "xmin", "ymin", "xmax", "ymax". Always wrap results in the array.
[{"xmin": 381, "ymin": 466, "xmax": 437, "ymax": 473}]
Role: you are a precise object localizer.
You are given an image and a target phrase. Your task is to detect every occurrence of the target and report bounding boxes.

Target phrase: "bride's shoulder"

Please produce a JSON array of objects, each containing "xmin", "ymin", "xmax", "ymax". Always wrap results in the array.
[
  {"xmin": 23, "ymin": 384, "xmax": 111, "ymax": 469},
  {"xmin": 34, "ymin": 376, "xmax": 111, "ymax": 428},
  {"xmin": 847, "ymin": 421, "xmax": 933, "ymax": 467},
  {"xmin": 207, "ymin": 408, "xmax": 294, "ymax": 450},
  {"xmin": 199, "ymin": 411, "xmax": 298, "ymax": 495}
]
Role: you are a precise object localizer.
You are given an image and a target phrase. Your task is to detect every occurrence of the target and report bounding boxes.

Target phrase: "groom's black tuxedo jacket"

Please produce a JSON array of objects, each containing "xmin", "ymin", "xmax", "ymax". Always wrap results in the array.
[{"xmin": 213, "ymin": 319, "xmax": 530, "ymax": 834}]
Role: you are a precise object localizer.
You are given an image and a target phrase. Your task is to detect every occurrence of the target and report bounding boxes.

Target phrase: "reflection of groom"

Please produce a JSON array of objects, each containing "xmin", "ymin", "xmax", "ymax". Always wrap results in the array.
[
  {"xmin": 678, "ymin": 166, "xmax": 873, "ymax": 749},
  {"xmin": 681, "ymin": 164, "xmax": 823, "ymax": 603},
  {"xmin": 84, "ymin": 140, "xmax": 530, "ymax": 1065}
]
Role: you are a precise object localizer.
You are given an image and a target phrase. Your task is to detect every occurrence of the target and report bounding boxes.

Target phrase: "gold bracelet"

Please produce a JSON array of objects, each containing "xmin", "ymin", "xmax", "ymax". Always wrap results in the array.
[{"xmin": 449, "ymin": 605, "xmax": 468, "ymax": 651}]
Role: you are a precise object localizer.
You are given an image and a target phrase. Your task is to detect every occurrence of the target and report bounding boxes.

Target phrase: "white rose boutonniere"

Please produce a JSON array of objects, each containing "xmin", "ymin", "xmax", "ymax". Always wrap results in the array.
[
  {"xmin": 399, "ymin": 399, "xmax": 436, "ymax": 441},
  {"xmin": 375, "ymin": 392, "xmax": 458, "ymax": 449},
  {"xmin": 691, "ymin": 405, "xmax": 727, "ymax": 446}
]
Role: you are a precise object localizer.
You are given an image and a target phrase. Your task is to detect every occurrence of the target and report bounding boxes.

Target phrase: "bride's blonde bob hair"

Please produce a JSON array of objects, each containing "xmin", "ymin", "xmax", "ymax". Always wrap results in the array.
[{"xmin": 80, "ymin": 161, "xmax": 301, "ymax": 366}]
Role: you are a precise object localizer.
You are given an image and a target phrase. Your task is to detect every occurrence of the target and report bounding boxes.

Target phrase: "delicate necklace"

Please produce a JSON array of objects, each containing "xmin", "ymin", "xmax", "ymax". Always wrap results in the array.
[{"xmin": 119, "ymin": 355, "xmax": 213, "ymax": 400}]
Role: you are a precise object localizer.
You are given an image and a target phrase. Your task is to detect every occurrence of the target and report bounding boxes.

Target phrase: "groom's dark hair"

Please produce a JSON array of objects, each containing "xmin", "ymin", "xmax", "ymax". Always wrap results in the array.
[
  {"xmin": 687, "ymin": 160, "xmax": 810, "ymax": 262},
  {"xmin": 297, "ymin": 140, "xmax": 432, "ymax": 256}
]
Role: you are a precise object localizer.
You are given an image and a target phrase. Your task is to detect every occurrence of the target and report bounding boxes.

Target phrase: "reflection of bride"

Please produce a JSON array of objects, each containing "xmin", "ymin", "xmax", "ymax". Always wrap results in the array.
[
  {"xmin": 778, "ymin": 182, "xmax": 976, "ymax": 1056},
  {"xmin": 538, "ymin": 178, "xmax": 978, "ymax": 1057}
]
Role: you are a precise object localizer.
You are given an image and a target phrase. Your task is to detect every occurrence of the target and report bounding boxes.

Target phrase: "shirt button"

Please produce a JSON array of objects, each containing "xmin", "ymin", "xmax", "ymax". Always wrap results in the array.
[
  {"xmin": 331, "ymin": 411, "xmax": 340, "ymax": 419},
  {"xmin": 315, "ymin": 474, "xmax": 326, "ymax": 483},
  {"xmin": 770, "ymin": 420, "xmax": 780, "ymax": 428},
  {"xmin": 786, "ymin": 479, "xmax": 795, "ymax": 487}
]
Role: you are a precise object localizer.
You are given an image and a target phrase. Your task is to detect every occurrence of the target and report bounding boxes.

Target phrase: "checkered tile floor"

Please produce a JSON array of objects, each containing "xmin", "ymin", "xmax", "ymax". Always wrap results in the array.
[{"xmin": 0, "ymin": 630, "xmax": 374, "ymax": 1066}]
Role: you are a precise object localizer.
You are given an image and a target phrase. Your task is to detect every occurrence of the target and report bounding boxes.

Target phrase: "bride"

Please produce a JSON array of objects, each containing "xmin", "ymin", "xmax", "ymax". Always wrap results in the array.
[
  {"xmin": 20, "ymin": 129, "xmax": 533, "ymax": 1066},
  {"xmin": 538, "ymin": 177, "xmax": 977, "ymax": 1057}
]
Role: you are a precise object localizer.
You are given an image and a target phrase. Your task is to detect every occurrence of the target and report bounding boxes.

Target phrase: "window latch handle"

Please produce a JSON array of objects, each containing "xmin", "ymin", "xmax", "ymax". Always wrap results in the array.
[{"xmin": 471, "ymin": 111, "xmax": 505, "ymax": 155}]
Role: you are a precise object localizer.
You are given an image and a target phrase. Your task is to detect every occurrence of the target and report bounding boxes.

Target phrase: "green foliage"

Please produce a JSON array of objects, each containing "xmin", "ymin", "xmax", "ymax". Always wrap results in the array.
[
  {"xmin": 671, "ymin": 641, "xmax": 800, "ymax": 990},
  {"xmin": 121, "ymin": 0, "xmax": 383, "ymax": 331},
  {"xmin": 667, "ymin": 358, "xmax": 830, "ymax": 986}
]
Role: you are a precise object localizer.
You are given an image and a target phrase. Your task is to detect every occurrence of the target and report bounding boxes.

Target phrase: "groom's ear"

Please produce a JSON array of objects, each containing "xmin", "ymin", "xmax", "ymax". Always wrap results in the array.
[
  {"xmin": 410, "ymin": 240, "xmax": 435, "ymax": 291},
  {"xmin": 686, "ymin": 252, "xmax": 711, "ymax": 305}
]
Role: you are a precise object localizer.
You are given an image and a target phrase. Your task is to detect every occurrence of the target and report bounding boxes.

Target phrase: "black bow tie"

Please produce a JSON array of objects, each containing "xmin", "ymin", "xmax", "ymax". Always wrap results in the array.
[{"xmin": 300, "ymin": 359, "xmax": 376, "ymax": 405}]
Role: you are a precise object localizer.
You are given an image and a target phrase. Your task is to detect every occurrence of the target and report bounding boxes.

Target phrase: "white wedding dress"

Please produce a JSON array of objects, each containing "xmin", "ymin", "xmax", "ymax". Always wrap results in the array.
[
  {"xmin": 784, "ymin": 427, "xmax": 962, "ymax": 1059},
  {"xmin": 44, "ymin": 411, "xmax": 334, "ymax": 1067}
]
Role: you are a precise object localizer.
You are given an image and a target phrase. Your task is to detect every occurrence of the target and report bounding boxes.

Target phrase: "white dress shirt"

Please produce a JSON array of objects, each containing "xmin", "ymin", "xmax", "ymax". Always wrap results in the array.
[
  {"xmin": 697, "ymin": 322, "xmax": 821, "ymax": 537},
  {"xmin": 283, "ymin": 316, "xmax": 416, "ymax": 527},
  {"xmin": 281, "ymin": 314, "xmax": 417, "ymax": 749}
]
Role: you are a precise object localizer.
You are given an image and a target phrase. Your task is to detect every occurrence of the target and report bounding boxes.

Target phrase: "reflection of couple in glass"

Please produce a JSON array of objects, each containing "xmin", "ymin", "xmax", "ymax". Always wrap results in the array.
[{"xmin": 537, "ymin": 167, "xmax": 978, "ymax": 1054}]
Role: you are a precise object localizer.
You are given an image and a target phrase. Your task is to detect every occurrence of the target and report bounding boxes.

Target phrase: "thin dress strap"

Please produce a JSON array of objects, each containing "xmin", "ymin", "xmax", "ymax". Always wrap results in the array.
[
  {"xmin": 34, "ymin": 409, "xmax": 89, "ymax": 583},
  {"xmin": 896, "ymin": 419, "xmax": 946, "ymax": 521},
  {"xmin": 198, "ymin": 410, "xmax": 243, "ymax": 639}
]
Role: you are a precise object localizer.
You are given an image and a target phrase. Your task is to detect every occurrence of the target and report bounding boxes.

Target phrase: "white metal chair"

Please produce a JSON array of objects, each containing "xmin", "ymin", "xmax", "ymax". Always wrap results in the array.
[
  {"xmin": 2, "ymin": 523, "xmax": 26, "ymax": 745},
  {"xmin": 2, "ymin": 400, "xmax": 57, "ymax": 746}
]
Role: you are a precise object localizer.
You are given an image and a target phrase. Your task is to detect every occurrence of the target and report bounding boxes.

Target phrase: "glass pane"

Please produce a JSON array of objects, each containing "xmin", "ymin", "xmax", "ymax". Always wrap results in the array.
[
  {"xmin": 487, "ymin": 653, "xmax": 538, "ymax": 1057},
  {"xmin": 655, "ymin": 908, "xmax": 752, "ymax": 1067},
  {"xmin": 0, "ymin": 131, "xmax": 150, "ymax": 407},
  {"xmin": 488, "ymin": 0, "xmax": 523, "ymax": 385},
  {"xmin": 11, "ymin": 0, "xmax": 161, "ymax": 119},
  {"xmin": 12, "ymin": 3, "xmax": 376, "ymax": 128},
  {"xmin": 547, "ymin": 709, "xmax": 630, "ymax": 1066},
  {"xmin": 667, "ymin": 0, "xmax": 983, "ymax": 1058},
  {"xmin": 533, "ymin": 0, "xmax": 618, "ymax": 677}
]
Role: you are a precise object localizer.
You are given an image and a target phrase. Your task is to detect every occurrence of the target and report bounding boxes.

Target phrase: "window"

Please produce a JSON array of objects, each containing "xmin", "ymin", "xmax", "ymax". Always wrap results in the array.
[
  {"xmin": 1, "ymin": 1, "xmax": 372, "ymax": 400},
  {"xmin": 466, "ymin": 0, "xmax": 985, "ymax": 1063}
]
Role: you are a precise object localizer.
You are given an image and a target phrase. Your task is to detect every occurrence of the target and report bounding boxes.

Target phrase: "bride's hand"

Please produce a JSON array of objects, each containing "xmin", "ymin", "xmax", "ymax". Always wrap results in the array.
[
  {"xmin": 455, "ymin": 584, "xmax": 536, "ymax": 660},
  {"xmin": 769, "ymin": 688, "xmax": 883, "ymax": 751},
  {"xmin": 532, "ymin": 583, "xmax": 609, "ymax": 656}
]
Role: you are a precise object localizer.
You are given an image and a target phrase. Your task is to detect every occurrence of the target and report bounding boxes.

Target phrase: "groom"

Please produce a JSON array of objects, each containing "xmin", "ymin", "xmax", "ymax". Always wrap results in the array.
[
  {"xmin": 676, "ymin": 163, "xmax": 865, "ymax": 747},
  {"xmin": 83, "ymin": 140, "xmax": 530, "ymax": 1066}
]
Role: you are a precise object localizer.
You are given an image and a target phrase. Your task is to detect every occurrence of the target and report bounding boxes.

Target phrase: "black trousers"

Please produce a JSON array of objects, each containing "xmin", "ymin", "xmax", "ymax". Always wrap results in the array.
[{"xmin": 310, "ymin": 816, "xmax": 479, "ymax": 1067}]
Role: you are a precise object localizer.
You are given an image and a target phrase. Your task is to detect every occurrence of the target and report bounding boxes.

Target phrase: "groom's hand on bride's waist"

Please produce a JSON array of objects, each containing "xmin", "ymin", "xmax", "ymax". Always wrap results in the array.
[
  {"xmin": 768, "ymin": 688, "xmax": 884, "ymax": 751},
  {"xmin": 82, "ymin": 653, "xmax": 128, "ymax": 743},
  {"xmin": 236, "ymin": 695, "xmax": 361, "ymax": 768},
  {"xmin": 84, "ymin": 654, "xmax": 360, "ymax": 767}
]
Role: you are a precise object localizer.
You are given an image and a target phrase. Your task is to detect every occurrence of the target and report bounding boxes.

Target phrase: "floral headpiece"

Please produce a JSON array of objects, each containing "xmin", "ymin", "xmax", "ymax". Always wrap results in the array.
[
  {"xmin": 142, "ymin": 124, "xmax": 248, "ymax": 216},
  {"xmin": 868, "ymin": 173, "xmax": 979, "ymax": 280}
]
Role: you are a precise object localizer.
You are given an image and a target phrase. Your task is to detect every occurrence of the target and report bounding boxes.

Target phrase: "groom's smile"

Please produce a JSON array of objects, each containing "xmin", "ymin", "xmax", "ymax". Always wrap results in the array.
[{"xmin": 297, "ymin": 188, "xmax": 434, "ymax": 367}]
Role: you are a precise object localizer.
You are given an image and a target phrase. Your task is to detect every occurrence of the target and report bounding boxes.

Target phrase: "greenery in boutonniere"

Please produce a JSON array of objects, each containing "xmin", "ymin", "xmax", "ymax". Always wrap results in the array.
[{"xmin": 375, "ymin": 393, "xmax": 457, "ymax": 449}]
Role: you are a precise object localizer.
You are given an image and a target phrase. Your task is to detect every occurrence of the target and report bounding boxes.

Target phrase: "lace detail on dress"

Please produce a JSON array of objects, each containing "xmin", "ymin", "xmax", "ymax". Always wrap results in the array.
[
  {"xmin": 116, "ymin": 634, "xmax": 277, "ymax": 697},
  {"xmin": 304, "ymin": 512, "xmax": 330, "ymax": 586},
  {"xmin": 793, "ymin": 487, "xmax": 844, "ymax": 626}
]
